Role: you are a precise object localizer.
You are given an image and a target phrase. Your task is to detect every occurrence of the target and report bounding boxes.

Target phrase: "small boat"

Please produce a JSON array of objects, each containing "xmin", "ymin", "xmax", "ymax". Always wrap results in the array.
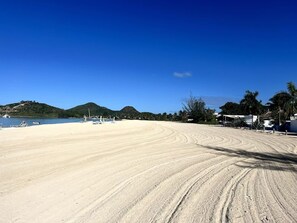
[
  {"xmin": 19, "ymin": 121, "xmax": 28, "ymax": 127},
  {"xmin": 33, "ymin": 121, "xmax": 40, "ymax": 125},
  {"xmin": 2, "ymin": 114, "xmax": 10, "ymax": 118}
]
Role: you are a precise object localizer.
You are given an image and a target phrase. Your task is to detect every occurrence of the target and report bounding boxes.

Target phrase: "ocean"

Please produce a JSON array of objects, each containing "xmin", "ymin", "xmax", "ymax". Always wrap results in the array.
[{"xmin": 0, "ymin": 117, "xmax": 83, "ymax": 128}]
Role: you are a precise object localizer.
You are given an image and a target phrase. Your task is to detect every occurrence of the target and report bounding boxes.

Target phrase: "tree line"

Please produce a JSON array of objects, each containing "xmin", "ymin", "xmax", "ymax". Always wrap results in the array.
[
  {"xmin": 173, "ymin": 81, "xmax": 296, "ymax": 127},
  {"xmin": 3, "ymin": 82, "xmax": 295, "ymax": 125},
  {"xmin": 143, "ymin": 95, "xmax": 216, "ymax": 123},
  {"xmin": 219, "ymin": 81, "xmax": 296, "ymax": 126}
]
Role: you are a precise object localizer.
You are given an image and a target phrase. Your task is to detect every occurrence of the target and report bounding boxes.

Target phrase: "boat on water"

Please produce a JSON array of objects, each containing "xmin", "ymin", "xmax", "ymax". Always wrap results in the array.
[
  {"xmin": 2, "ymin": 114, "xmax": 10, "ymax": 118},
  {"xmin": 19, "ymin": 121, "xmax": 28, "ymax": 127}
]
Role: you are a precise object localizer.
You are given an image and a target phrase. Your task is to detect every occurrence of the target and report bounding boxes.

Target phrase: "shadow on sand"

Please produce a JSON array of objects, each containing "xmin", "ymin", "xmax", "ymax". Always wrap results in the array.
[{"xmin": 200, "ymin": 145, "xmax": 297, "ymax": 173}]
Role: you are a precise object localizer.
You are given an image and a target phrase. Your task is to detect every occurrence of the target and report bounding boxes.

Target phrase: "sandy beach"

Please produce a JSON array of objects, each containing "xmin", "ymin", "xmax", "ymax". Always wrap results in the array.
[{"xmin": 0, "ymin": 120, "xmax": 296, "ymax": 223}]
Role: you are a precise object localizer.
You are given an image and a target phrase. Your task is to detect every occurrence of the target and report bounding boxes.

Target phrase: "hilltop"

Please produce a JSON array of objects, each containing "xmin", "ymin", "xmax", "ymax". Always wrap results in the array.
[
  {"xmin": 0, "ymin": 101, "xmax": 147, "ymax": 119},
  {"xmin": 0, "ymin": 101, "xmax": 67, "ymax": 118},
  {"xmin": 67, "ymin": 102, "xmax": 114, "ymax": 117},
  {"xmin": 120, "ymin": 106, "xmax": 139, "ymax": 114}
]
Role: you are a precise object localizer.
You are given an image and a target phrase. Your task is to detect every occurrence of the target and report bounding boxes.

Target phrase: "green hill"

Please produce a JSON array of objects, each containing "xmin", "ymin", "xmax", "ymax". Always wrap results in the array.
[
  {"xmin": 120, "ymin": 106, "xmax": 139, "ymax": 114},
  {"xmin": 0, "ymin": 101, "xmax": 67, "ymax": 118},
  {"xmin": 117, "ymin": 106, "xmax": 140, "ymax": 119},
  {"xmin": 67, "ymin": 102, "xmax": 115, "ymax": 117},
  {"xmin": 0, "ymin": 101, "xmax": 157, "ymax": 119}
]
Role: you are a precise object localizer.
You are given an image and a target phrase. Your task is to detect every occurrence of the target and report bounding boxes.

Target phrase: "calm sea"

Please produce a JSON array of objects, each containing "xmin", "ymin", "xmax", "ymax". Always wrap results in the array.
[{"xmin": 0, "ymin": 117, "xmax": 83, "ymax": 128}]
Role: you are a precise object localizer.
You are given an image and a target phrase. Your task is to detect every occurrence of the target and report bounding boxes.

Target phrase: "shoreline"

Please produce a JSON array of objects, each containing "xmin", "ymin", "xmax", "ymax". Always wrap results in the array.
[
  {"xmin": 1, "ymin": 120, "xmax": 296, "ymax": 137},
  {"xmin": 0, "ymin": 117, "xmax": 83, "ymax": 129}
]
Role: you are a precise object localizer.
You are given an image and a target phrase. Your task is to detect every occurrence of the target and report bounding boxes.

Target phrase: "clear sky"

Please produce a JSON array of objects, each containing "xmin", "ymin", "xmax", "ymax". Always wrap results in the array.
[{"xmin": 1, "ymin": 0, "xmax": 297, "ymax": 113}]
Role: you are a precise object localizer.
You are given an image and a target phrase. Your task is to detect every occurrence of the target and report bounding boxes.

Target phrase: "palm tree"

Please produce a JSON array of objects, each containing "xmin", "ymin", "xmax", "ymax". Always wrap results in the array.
[
  {"xmin": 286, "ymin": 81, "xmax": 297, "ymax": 116},
  {"xmin": 219, "ymin": 102, "xmax": 241, "ymax": 115},
  {"xmin": 267, "ymin": 82, "xmax": 297, "ymax": 124},
  {"xmin": 239, "ymin": 91, "xmax": 264, "ymax": 129},
  {"xmin": 240, "ymin": 91, "xmax": 263, "ymax": 115},
  {"xmin": 268, "ymin": 91, "xmax": 291, "ymax": 125}
]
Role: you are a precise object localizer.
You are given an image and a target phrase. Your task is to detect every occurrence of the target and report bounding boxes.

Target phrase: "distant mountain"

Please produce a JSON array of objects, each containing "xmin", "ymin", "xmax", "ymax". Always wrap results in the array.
[
  {"xmin": 0, "ymin": 100, "xmax": 156, "ymax": 119},
  {"xmin": 120, "ymin": 106, "xmax": 139, "ymax": 114},
  {"xmin": 0, "ymin": 101, "xmax": 67, "ymax": 118},
  {"xmin": 67, "ymin": 102, "xmax": 114, "ymax": 117}
]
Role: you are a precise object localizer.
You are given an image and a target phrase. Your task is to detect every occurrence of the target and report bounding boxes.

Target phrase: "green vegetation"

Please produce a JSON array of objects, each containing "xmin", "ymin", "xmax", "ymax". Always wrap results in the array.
[
  {"xmin": 239, "ymin": 91, "xmax": 264, "ymax": 115},
  {"xmin": 220, "ymin": 81, "xmax": 297, "ymax": 126},
  {"xmin": 0, "ymin": 101, "xmax": 166, "ymax": 120},
  {"xmin": 119, "ymin": 106, "xmax": 140, "ymax": 119},
  {"xmin": 220, "ymin": 91, "xmax": 264, "ymax": 116},
  {"xmin": 182, "ymin": 95, "xmax": 216, "ymax": 123},
  {"xmin": 177, "ymin": 81, "xmax": 296, "ymax": 126},
  {"xmin": 1, "ymin": 81, "xmax": 295, "ymax": 126},
  {"xmin": 67, "ymin": 102, "xmax": 114, "ymax": 118},
  {"xmin": 0, "ymin": 101, "xmax": 187, "ymax": 121},
  {"xmin": 0, "ymin": 101, "xmax": 68, "ymax": 118}
]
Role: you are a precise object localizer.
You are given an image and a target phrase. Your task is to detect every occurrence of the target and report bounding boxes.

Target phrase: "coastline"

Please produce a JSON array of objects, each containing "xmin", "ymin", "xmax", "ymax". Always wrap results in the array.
[{"xmin": 0, "ymin": 117, "xmax": 83, "ymax": 128}]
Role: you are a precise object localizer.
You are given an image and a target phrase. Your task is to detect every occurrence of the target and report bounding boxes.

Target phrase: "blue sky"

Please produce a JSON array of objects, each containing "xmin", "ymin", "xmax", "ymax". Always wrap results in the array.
[{"xmin": 1, "ymin": 0, "xmax": 297, "ymax": 113}]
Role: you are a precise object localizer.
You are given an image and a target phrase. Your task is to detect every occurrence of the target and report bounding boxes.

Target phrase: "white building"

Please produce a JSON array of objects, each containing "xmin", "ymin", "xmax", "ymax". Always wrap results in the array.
[{"xmin": 223, "ymin": 115, "xmax": 258, "ymax": 126}]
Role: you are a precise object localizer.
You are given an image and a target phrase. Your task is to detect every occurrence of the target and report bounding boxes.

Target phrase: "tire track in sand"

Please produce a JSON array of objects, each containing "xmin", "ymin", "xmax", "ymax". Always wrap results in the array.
[{"xmin": 0, "ymin": 121, "xmax": 296, "ymax": 223}]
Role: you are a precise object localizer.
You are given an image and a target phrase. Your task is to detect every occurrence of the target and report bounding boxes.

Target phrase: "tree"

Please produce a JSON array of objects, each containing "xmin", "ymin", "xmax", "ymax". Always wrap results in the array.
[
  {"xmin": 267, "ymin": 82, "xmax": 297, "ymax": 125},
  {"xmin": 183, "ymin": 95, "xmax": 215, "ymax": 123},
  {"xmin": 267, "ymin": 91, "xmax": 291, "ymax": 124},
  {"xmin": 287, "ymin": 81, "xmax": 297, "ymax": 116},
  {"xmin": 268, "ymin": 92, "xmax": 291, "ymax": 110},
  {"xmin": 240, "ymin": 90, "xmax": 263, "ymax": 115},
  {"xmin": 167, "ymin": 113, "xmax": 173, "ymax": 121},
  {"xmin": 178, "ymin": 110, "xmax": 187, "ymax": 122},
  {"xmin": 219, "ymin": 102, "xmax": 241, "ymax": 115},
  {"xmin": 161, "ymin": 112, "xmax": 168, "ymax": 121},
  {"xmin": 172, "ymin": 112, "xmax": 178, "ymax": 121},
  {"xmin": 183, "ymin": 95, "xmax": 206, "ymax": 122},
  {"xmin": 205, "ymin": 108, "xmax": 217, "ymax": 123}
]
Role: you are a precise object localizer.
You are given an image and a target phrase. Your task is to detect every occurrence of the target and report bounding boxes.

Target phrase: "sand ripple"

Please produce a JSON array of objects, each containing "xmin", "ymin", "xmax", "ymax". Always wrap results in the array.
[{"xmin": 0, "ymin": 121, "xmax": 296, "ymax": 222}]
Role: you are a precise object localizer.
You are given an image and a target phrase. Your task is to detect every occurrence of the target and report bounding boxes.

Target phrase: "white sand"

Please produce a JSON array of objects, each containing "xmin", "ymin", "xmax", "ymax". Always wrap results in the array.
[{"xmin": 0, "ymin": 120, "xmax": 296, "ymax": 223}]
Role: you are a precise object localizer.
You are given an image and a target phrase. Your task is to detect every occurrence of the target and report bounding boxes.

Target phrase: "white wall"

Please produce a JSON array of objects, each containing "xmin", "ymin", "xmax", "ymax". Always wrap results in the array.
[{"xmin": 244, "ymin": 115, "xmax": 258, "ymax": 126}]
